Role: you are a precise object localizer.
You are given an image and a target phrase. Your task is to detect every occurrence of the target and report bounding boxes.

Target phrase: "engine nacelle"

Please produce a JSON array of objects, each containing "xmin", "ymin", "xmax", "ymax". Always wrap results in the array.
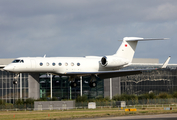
[{"xmin": 100, "ymin": 56, "xmax": 128, "ymax": 67}]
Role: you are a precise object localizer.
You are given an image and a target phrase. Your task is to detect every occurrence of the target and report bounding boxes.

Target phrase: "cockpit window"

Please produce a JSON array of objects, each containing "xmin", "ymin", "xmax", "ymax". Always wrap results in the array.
[
  {"xmin": 12, "ymin": 59, "xmax": 21, "ymax": 63},
  {"xmin": 12, "ymin": 59, "xmax": 24, "ymax": 63}
]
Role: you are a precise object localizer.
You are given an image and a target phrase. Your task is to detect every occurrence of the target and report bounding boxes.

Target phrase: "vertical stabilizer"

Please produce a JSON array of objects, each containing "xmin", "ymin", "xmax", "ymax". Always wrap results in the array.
[
  {"xmin": 113, "ymin": 37, "xmax": 167, "ymax": 63},
  {"xmin": 114, "ymin": 37, "xmax": 139, "ymax": 63}
]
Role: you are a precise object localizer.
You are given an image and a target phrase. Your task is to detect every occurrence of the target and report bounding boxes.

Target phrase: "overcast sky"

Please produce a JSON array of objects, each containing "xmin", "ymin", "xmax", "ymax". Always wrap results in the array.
[{"xmin": 0, "ymin": 0, "xmax": 177, "ymax": 63}]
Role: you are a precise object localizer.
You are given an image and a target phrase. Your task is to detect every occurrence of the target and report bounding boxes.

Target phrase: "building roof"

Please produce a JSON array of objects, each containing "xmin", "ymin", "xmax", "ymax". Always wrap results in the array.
[
  {"xmin": 132, "ymin": 58, "xmax": 159, "ymax": 63},
  {"xmin": 0, "ymin": 58, "xmax": 14, "ymax": 65}
]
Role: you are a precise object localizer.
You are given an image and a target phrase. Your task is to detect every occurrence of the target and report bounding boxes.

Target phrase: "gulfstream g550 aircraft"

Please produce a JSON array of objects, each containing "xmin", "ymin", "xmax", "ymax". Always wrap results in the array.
[{"xmin": 3, "ymin": 37, "xmax": 170, "ymax": 87}]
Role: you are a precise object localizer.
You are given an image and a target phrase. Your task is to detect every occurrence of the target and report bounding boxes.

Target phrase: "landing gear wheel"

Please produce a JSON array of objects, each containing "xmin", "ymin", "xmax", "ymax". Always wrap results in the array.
[
  {"xmin": 13, "ymin": 80, "xmax": 18, "ymax": 85},
  {"xmin": 70, "ymin": 82, "xmax": 77, "ymax": 88},
  {"xmin": 89, "ymin": 82, "xmax": 97, "ymax": 88}
]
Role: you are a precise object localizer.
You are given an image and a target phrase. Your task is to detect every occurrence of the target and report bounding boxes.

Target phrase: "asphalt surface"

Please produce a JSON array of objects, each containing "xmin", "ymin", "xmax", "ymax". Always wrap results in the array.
[{"xmin": 73, "ymin": 113, "xmax": 177, "ymax": 120}]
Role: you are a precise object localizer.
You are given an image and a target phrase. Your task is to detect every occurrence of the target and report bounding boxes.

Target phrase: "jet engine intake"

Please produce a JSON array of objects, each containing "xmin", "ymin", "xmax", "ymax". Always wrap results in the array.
[{"xmin": 100, "ymin": 56, "xmax": 128, "ymax": 67}]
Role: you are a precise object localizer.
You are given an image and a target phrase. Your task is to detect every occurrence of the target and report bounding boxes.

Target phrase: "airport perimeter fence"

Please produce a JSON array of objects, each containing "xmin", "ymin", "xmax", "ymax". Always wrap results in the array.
[
  {"xmin": 1, "ymin": 98, "xmax": 177, "ymax": 111},
  {"xmin": 76, "ymin": 98, "xmax": 177, "ymax": 108}
]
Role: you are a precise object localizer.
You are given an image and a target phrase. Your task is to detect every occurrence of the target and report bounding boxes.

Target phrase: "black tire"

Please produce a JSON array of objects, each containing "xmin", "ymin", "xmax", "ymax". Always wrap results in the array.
[
  {"xmin": 89, "ymin": 82, "xmax": 97, "ymax": 88},
  {"xmin": 13, "ymin": 80, "xmax": 17, "ymax": 85},
  {"xmin": 71, "ymin": 82, "xmax": 77, "ymax": 87}
]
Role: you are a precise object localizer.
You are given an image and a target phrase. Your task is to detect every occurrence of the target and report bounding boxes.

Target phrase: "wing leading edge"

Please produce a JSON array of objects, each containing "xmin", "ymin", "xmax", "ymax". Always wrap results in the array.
[{"xmin": 64, "ymin": 69, "xmax": 143, "ymax": 79}]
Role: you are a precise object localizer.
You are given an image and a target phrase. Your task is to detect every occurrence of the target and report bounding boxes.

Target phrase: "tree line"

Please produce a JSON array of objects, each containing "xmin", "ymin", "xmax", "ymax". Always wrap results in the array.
[
  {"xmin": 76, "ymin": 92, "xmax": 177, "ymax": 102},
  {"xmin": 1, "ymin": 92, "xmax": 177, "ymax": 105}
]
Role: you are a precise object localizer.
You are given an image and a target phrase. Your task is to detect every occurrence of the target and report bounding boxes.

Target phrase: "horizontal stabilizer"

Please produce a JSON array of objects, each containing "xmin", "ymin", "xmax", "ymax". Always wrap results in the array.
[{"xmin": 123, "ymin": 37, "xmax": 169, "ymax": 41}]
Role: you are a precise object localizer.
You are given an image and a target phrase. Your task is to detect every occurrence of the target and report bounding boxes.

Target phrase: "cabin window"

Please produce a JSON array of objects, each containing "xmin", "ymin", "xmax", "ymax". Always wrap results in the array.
[
  {"xmin": 59, "ymin": 63, "xmax": 62, "ymax": 66},
  {"xmin": 65, "ymin": 62, "xmax": 68, "ymax": 66},
  {"xmin": 52, "ymin": 62, "xmax": 56, "ymax": 66},
  {"xmin": 71, "ymin": 62, "xmax": 74, "ymax": 66},
  {"xmin": 39, "ymin": 62, "xmax": 43, "ymax": 66},
  {"xmin": 77, "ymin": 63, "xmax": 80, "ymax": 66},
  {"xmin": 46, "ymin": 62, "xmax": 49, "ymax": 66}
]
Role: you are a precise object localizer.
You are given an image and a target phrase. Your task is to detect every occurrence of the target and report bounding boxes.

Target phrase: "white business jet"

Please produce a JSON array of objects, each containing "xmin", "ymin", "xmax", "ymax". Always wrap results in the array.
[{"xmin": 3, "ymin": 37, "xmax": 170, "ymax": 87}]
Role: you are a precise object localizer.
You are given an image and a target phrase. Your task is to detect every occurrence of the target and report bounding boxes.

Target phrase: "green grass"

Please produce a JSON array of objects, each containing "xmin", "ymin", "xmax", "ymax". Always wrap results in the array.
[
  {"xmin": 139, "ymin": 111, "xmax": 148, "ymax": 113},
  {"xmin": 0, "ymin": 107, "xmax": 177, "ymax": 120}
]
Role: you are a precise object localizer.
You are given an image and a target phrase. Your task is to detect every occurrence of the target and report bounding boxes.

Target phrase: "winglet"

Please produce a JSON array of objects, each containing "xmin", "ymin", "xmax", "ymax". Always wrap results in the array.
[{"xmin": 161, "ymin": 56, "xmax": 171, "ymax": 68}]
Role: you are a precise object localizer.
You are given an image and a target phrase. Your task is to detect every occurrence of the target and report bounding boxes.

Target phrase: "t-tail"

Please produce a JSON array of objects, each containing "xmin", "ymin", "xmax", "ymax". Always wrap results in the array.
[{"xmin": 113, "ymin": 37, "xmax": 168, "ymax": 63}]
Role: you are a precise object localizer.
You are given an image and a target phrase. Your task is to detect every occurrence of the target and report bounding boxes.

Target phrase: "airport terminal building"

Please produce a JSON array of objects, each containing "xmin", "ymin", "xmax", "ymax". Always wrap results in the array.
[{"xmin": 0, "ymin": 58, "xmax": 177, "ymax": 103}]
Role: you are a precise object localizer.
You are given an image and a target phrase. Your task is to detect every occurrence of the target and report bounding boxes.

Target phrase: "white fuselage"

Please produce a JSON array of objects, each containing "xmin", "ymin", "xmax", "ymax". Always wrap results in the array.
[{"xmin": 4, "ymin": 56, "xmax": 127, "ymax": 74}]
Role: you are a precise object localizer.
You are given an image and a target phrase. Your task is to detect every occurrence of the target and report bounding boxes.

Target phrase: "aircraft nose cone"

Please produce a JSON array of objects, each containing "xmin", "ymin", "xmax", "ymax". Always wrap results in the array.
[{"xmin": 3, "ymin": 65, "xmax": 14, "ymax": 72}]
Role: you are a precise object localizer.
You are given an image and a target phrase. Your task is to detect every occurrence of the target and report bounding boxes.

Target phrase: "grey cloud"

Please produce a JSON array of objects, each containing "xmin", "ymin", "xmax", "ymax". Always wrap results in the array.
[{"xmin": 0, "ymin": 0, "xmax": 177, "ymax": 63}]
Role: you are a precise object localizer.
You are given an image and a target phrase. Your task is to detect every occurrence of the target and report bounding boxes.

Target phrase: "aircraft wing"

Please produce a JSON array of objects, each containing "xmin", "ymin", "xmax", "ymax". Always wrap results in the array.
[
  {"xmin": 62, "ymin": 56, "xmax": 170, "ymax": 79},
  {"xmin": 63, "ymin": 68, "xmax": 161, "ymax": 79},
  {"xmin": 97, "ymin": 69, "xmax": 143, "ymax": 79},
  {"xmin": 64, "ymin": 69, "xmax": 143, "ymax": 79}
]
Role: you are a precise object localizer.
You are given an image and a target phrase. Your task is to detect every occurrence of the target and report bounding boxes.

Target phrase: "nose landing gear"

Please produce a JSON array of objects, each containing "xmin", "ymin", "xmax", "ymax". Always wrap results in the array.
[
  {"xmin": 13, "ymin": 80, "xmax": 18, "ymax": 85},
  {"xmin": 13, "ymin": 74, "xmax": 19, "ymax": 85}
]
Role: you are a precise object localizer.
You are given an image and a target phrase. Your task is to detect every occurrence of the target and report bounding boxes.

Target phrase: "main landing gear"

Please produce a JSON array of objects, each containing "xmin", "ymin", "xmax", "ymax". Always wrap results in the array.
[
  {"xmin": 70, "ymin": 81, "xmax": 97, "ymax": 88},
  {"xmin": 69, "ymin": 76, "xmax": 77, "ymax": 88},
  {"xmin": 89, "ymin": 81, "xmax": 97, "ymax": 87},
  {"xmin": 69, "ymin": 76, "xmax": 97, "ymax": 88},
  {"xmin": 89, "ymin": 75, "xmax": 97, "ymax": 87},
  {"xmin": 70, "ymin": 82, "xmax": 77, "ymax": 88}
]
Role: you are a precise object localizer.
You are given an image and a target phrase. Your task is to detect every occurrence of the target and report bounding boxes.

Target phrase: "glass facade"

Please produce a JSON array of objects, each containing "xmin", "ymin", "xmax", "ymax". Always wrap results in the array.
[
  {"xmin": 121, "ymin": 65, "xmax": 177, "ymax": 95},
  {"xmin": 1, "ymin": 64, "xmax": 177, "ymax": 103},
  {"xmin": 0, "ymin": 71, "xmax": 28, "ymax": 103},
  {"xmin": 39, "ymin": 75, "xmax": 104, "ymax": 99}
]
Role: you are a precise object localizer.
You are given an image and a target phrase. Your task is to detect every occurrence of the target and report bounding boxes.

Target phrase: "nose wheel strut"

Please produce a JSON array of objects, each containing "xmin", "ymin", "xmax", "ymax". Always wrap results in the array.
[{"xmin": 13, "ymin": 74, "xmax": 19, "ymax": 85}]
